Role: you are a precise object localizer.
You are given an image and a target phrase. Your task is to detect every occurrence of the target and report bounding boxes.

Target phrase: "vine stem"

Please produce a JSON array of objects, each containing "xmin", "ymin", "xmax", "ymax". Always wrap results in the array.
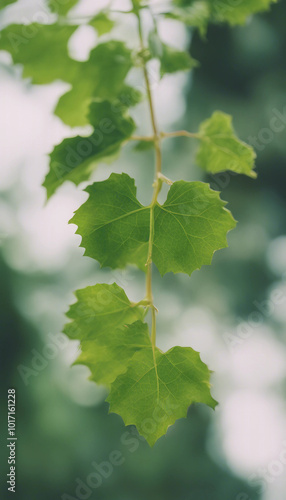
[
  {"xmin": 161, "ymin": 130, "xmax": 201, "ymax": 139},
  {"xmin": 130, "ymin": 135, "xmax": 154, "ymax": 141},
  {"xmin": 136, "ymin": 9, "xmax": 162, "ymax": 355},
  {"xmin": 128, "ymin": 130, "xmax": 200, "ymax": 144}
]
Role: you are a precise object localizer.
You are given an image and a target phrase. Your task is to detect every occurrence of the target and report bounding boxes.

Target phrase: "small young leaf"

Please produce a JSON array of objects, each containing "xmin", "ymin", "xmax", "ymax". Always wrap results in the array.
[
  {"xmin": 48, "ymin": 0, "xmax": 78, "ymax": 16},
  {"xmin": 107, "ymin": 344, "xmax": 217, "ymax": 446},
  {"xmin": 0, "ymin": 23, "xmax": 78, "ymax": 84},
  {"xmin": 64, "ymin": 283, "xmax": 148, "ymax": 385},
  {"xmin": 148, "ymin": 31, "xmax": 197, "ymax": 77},
  {"xmin": 71, "ymin": 173, "xmax": 236, "ymax": 276},
  {"xmin": 166, "ymin": 1, "xmax": 211, "ymax": 37},
  {"xmin": 211, "ymin": 0, "xmax": 278, "ymax": 26},
  {"xmin": 89, "ymin": 12, "xmax": 115, "ymax": 36},
  {"xmin": 44, "ymin": 101, "xmax": 135, "ymax": 198},
  {"xmin": 168, "ymin": 0, "xmax": 277, "ymax": 32},
  {"xmin": 196, "ymin": 111, "xmax": 257, "ymax": 177},
  {"xmin": 159, "ymin": 43, "xmax": 198, "ymax": 77}
]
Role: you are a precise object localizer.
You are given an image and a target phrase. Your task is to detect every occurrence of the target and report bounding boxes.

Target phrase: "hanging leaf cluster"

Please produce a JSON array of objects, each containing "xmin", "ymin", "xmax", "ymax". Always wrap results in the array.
[{"xmin": 0, "ymin": 0, "xmax": 275, "ymax": 445}]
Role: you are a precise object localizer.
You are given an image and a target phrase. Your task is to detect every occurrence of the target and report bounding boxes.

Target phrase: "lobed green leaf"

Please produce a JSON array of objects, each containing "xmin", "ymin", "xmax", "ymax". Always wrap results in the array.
[
  {"xmin": 64, "ymin": 283, "xmax": 148, "ymax": 385},
  {"xmin": 44, "ymin": 100, "xmax": 136, "ymax": 198},
  {"xmin": 107, "ymin": 343, "xmax": 217, "ymax": 446},
  {"xmin": 70, "ymin": 173, "xmax": 150, "ymax": 271},
  {"xmin": 0, "ymin": 23, "xmax": 79, "ymax": 84},
  {"xmin": 153, "ymin": 179, "xmax": 236, "ymax": 275},
  {"xmin": 54, "ymin": 41, "xmax": 140, "ymax": 127},
  {"xmin": 70, "ymin": 173, "xmax": 236, "ymax": 276},
  {"xmin": 196, "ymin": 111, "xmax": 257, "ymax": 178},
  {"xmin": 0, "ymin": 27, "xmax": 140, "ymax": 127}
]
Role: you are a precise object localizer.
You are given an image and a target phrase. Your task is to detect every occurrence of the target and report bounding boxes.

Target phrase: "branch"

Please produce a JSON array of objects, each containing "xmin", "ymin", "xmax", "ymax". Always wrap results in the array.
[{"xmin": 161, "ymin": 130, "xmax": 201, "ymax": 139}]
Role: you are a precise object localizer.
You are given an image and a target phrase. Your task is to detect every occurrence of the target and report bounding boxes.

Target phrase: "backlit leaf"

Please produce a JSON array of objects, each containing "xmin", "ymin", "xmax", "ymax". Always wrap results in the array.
[
  {"xmin": 64, "ymin": 283, "xmax": 148, "ymax": 385},
  {"xmin": 107, "ymin": 344, "xmax": 217, "ymax": 446},
  {"xmin": 0, "ymin": 23, "xmax": 78, "ymax": 84},
  {"xmin": 153, "ymin": 180, "xmax": 236, "ymax": 275},
  {"xmin": 0, "ymin": 27, "xmax": 139, "ymax": 127},
  {"xmin": 70, "ymin": 173, "xmax": 150, "ymax": 271},
  {"xmin": 166, "ymin": 1, "xmax": 210, "ymax": 36},
  {"xmin": 54, "ymin": 41, "xmax": 139, "ymax": 126},
  {"xmin": 196, "ymin": 111, "xmax": 257, "ymax": 177},
  {"xmin": 168, "ymin": 0, "xmax": 277, "ymax": 32},
  {"xmin": 44, "ymin": 101, "xmax": 136, "ymax": 198},
  {"xmin": 159, "ymin": 43, "xmax": 198, "ymax": 76},
  {"xmin": 70, "ymin": 173, "xmax": 236, "ymax": 276},
  {"xmin": 211, "ymin": 0, "xmax": 278, "ymax": 26},
  {"xmin": 148, "ymin": 31, "xmax": 197, "ymax": 77}
]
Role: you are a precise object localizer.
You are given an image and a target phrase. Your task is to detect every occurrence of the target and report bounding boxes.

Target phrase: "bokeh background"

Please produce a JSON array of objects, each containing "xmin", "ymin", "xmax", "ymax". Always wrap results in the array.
[{"xmin": 1, "ymin": 0, "xmax": 286, "ymax": 499}]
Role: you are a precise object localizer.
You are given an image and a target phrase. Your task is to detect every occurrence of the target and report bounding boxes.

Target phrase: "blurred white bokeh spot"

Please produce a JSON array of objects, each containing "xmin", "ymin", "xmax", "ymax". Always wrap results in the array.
[
  {"xmin": 60, "ymin": 363, "xmax": 107, "ymax": 407},
  {"xmin": 168, "ymin": 306, "xmax": 217, "ymax": 362},
  {"xmin": 221, "ymin": 391, "xmax": 286, "ymax": 474},
  {"xmin": 229, "ymin": 327, "xmax": 286, "ymax": 388}
]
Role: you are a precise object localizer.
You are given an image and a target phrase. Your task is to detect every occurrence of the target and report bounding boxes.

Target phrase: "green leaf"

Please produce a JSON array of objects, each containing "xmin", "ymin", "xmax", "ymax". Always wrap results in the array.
[
  {"xmin": 70, "ymin": 173, "xmax": 236, "ymax": 276},
  {"xmin": 148, "ymin": 31, "xmax": 197, "ymax": 77},
  {"xmin": 153, "ymin": 180, "xmax": 236, "ymax": 275},
  {"xmin": 0, "ymin": 28, "xmax": 139, "ymax": 127},
  {"xmin": 64, "ymin": 283, "xmax": 149, "ymax": 385},
  {"xmin": 70, "ymin": 173, "xmax": 150, "ymax": 271},
  {"xmin": 159, "ymin": 43, "xmax": 198, "ymax": 77},
  {"xmin": 54, "ymin": 41, "xmax": 138, "ymax": 127},
  {"xmin": 89, "ymin": 11, "xmax": 115, "ymax": 36},
  {"xmin": 211, "ymin": 0, "xmax": 278, "ymax": 25},
  {"xmin": 107, "ymin": 344, "xmax": 217, "ymax": 446},
  {"xmin": 166, "ymin": 1, "xmax": 211, "ymax": 37},
  {"xmin": 168, "ymin": 0, "xmax": 277, "ymax": 32},
  {"xmin": 44, "ymin": 101, "xmax": 135, "ymax": 198},
  {"xmin": 0, "ymin": 23, "xmax": 79, "ymax": 84},
  {"xmin": 0, "ymin": 0, "xmax": 17, "ymax": 10},
  {"xmin": 48, "ymin": 0, "xmax": 78, "ymax": 16},
  {"xmin": 196, "ymin": 111, "xmax": 257, "ymax": 178}
]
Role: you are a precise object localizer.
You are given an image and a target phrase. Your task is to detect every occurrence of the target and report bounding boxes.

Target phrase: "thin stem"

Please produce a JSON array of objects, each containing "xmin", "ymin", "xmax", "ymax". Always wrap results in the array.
[
  {"xmin": 126, "ymin": 129, "xmax": 201, "ymax": 146},
  {"xmin": 161, "ymin": 130, "xmax": 201, "ymax": 139},
  {"xmin": 130, "ymin": 135, "xmax": 154, "ymax": 142},
  {"xmin": 151, "ymin": 307, "xmax": 157, "ymax": 349},
  {"xmin": 137, "ymin": 9, "xmax": 162, "ymax": 351}
]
